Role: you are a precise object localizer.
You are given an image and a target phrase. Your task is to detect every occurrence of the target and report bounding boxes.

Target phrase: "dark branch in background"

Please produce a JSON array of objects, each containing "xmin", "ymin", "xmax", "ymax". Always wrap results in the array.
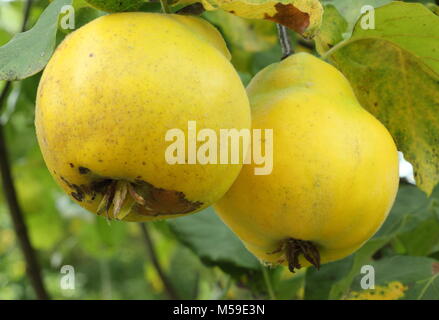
[
  {"xmin": 139, "ymin": 223, "xmax": 179, "ymax": 299},
  {"xmin": 276, "ymin": 24, "xmax": 293, "ymax": 60},
  {"xmin": 0, "ymin": 0, "xmax": 50, "ymax": 300},
  {"xmin": 176, "ymin": 3, "xmax": 205, "ymax": 15},
  {"xmin": 298, "ymin": 38, "xmax": 315, "ymax": 51}
]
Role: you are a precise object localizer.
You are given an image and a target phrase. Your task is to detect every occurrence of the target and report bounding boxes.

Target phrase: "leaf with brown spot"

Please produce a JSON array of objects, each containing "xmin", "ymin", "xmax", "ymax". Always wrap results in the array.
[
  {"xmin": 175, "ymin": 0, "xmax": 323, "ymax": 38},
  {"xmin": 264, "ymin": 3, "xmax": 309, "ymax": 34},
  {"xmin": 433, "ymin": 263, "xmax": 439, "ymax": 275}
]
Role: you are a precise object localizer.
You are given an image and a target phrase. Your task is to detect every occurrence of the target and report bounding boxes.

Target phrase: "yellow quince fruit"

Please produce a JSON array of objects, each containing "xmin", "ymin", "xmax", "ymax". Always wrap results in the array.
[
  {"xmin": 214, "ymin": 53, "xmax": 399, "ymax": 272},
  {"xmin": 36, "ymin": 13, "xmax": 250, "ymax": 222}
]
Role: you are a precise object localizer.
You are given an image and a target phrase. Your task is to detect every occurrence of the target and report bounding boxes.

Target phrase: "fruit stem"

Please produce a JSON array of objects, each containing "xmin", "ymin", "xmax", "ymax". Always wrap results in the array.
[
  {"xmin": 276, "ymin": 24, "xmax": 293, "ymax": 60},
  {"xmin": 261, "ymin": 266, "xmax": 276, "ymax": 300},
  {"xmin": 160, "ymin": 0, "xmax": 171, "ymax": 13}
]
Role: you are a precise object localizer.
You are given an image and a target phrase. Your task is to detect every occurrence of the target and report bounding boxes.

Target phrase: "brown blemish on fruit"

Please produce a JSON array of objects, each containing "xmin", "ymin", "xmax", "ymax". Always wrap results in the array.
[
  {"xmin": 71, "ymin": 184, "xmax": 85, "ymax": 202},
  {"xmin": 60, "ymin": 171, "xmax": 202, "ymax": 218},
  {"xmin": 71, "ymin": 191, "xmax": 84, "ymax": 202},
  {"xmin": 131, "ymin": 180, "xmax": 203, "ymax": 216},
  {"xmin": 69, "ymin": 163, "xmax": 74, "ymax": 168},
  {"xmin": 60, "ymin": 176, "xmax": 73, "ymax": 188},
  {"xmin": 264, "ymin": 4, "xmax": 310, "ymax": 35},
  {"xmin": 78, "ymin": 166, "xmax": 91, "ymax": 175},
  {"xmin": 61, "ymin": 176, "xmax": 92, "ymax": 203}
]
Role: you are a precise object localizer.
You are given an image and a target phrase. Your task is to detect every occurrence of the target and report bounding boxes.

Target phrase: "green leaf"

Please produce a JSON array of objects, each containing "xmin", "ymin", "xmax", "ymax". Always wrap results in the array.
[
  {"xmin": 74, "ymin": 6, "xmax": 106, "ymax": 30},
  {"xmin": 324, "ymin": 0, "xmax": 392, "ymax": 36},
  {"xmin": 0, "ymin": 0, "xmax": 72, "ymax": 81},
  {"xmin": 305, "ymin": 183, "xmax": 436, "ymax": 300},
  {"xmin": 396, "ymin": 184, "xmax": 439, "ymax": 256},
  {"xmin": 169, "ymin": 246, "xmax": 203, "ymax": 299},
  {"xmin": 203, "ymin": 10, "xmax": 277, "ymax": 53},
  {"xmin": 0, "ymin": 29, "xmax": 11, "ymax": 47},
  {"xmin": 168, "ymin": 207, "xmax": 261, "ymax": 272},
  {"xmin": 326, "ymin": 2, "xmax": 439, "ymax": 194},
  {"xmin": 398, "ymin": 218, "xmax": 439, "ymax": 256},
  {"xmin": 314, "ymin": 4, "xmax": 347, "ymax": 55},
  {"xmin": 316, "ymin": 0, "xmax": 393, "ymax": 54},
  {"xmin": 202, "ymin": 10, "xmax": 279, "ymax": 80},
  {"xmin": 79, "ymin": 217, "xmax": 128, "ymax": 258},
  {"xmin": 267, "ymin": 266, "xmax": 306, "ymax": 299},
  {"xmin": 328, "ymin": 238, "xmax": 390, "ymax": 299},
  {"xmin": 347, "ymin": 2, "xmax": 439, "ymax": 74},
  {"xmin": 374, "ymin": 183, "xmax": 429, "ymax": 238},
  {"xmin": 304, "ymin": 257, "xmax": 354, "ymax": 299},
  {"xmin": 84, "ymin": 0, "xmax": 144, "ymax": 12}
]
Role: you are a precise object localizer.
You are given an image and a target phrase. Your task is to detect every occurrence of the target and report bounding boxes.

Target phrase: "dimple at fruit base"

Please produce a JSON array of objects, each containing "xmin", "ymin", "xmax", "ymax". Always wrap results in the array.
[
  {"xmin": 35, "ymin": 13, "xmax": 251, "ymax": 222},
  {"xmin": 214, "ymin": 53, "xmax": 399, "ymax": 272}
]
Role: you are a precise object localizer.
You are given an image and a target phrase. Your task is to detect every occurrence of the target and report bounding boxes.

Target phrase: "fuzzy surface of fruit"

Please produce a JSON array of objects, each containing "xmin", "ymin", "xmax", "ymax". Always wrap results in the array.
[
  {"xmin": 35, "ymin": 13, "xmax": 251, "ymax": 222},
  {"xmin": 214, "ymin": 53, "xmax": 399, "ymax": 272}
]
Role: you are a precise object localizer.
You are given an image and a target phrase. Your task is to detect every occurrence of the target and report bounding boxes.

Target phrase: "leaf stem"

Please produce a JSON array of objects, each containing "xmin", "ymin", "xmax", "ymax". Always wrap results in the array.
[
  {"xmin": 139, "ymin": 223, "xmax": 179, "ymax": 299},
  {"xmin": 0, "ymin": 0, "xmax": 50, "ymax": 300},
  {"xmin": 261, "ymin": 266, "xmax": 276, "ymax": 300},
  {"xmin": 321, "ymin": 38, "xmax": 352, "ymax": 61},
  {"xmin": 276, "ymin": 24, "xmax": 293, "ymax": 60},
  {"xmin": 160, "ymin": 0, "xmax": 171, "ymax": 14},
  {"xmin": 21, "ymin": 0, "xmax": 33, "ymax": 32},
  {"xmin": 417, "ymin": 273, "xmax": 439, "ymax": 300}
]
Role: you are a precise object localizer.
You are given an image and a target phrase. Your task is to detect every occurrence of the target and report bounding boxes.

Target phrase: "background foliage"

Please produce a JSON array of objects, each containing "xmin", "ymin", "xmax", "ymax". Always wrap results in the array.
[{"xmin": 0, "ymin": 0, "xmax": 438, "ymax": 300}]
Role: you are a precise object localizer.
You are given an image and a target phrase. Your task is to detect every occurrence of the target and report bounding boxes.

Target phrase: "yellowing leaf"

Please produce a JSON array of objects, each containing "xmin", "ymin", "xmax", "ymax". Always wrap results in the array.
[
  {"xmin": 327, "ymin": 2, "xmax": 439, "ymax": 194},
  {"xmin": 315, "ymin": 4, "xmax": 347, "ymax": 55},
  {"xmin": 346, "ymin": 281, "xmax": 407, "ymax": 300},
  {"xmin": 180, "ymin": 0, "xmax": 323, "ymax": 38}
]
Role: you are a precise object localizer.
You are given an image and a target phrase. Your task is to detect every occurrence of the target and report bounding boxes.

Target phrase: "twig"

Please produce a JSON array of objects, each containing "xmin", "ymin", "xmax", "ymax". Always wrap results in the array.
[
  {"xmin": 276, "ymin": 24, "xmax": 293, "ymax": 60},
  {"xmin": 0, "ymin": 89, "xmax": 50, "ymax": 299},
  {"xmin": 21, "ymin": 0, "xmax": 33, "ymax": 32},
  {"xmin": 139, "ymin": 223, "xmax": 179, "ymax": 299},
  {"xmin": 0, "ymin": 0, "xmax": 49, "ymax": 300}
]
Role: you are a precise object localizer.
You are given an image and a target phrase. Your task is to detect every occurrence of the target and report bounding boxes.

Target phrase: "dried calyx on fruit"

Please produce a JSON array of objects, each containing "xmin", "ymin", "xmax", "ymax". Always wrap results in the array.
[{"xmin": 35, "ymin": 13, "xmax": 251, "ymax": 222}]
